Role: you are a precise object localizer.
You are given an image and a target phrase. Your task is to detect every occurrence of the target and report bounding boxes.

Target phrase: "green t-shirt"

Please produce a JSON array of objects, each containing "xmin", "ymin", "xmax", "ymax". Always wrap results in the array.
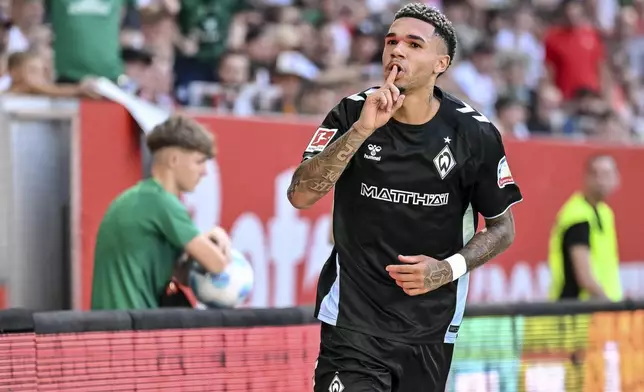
[
  {"xmin": 91, "ymin": 179, "xmax": 200, "ymax": 310},
  {"xmin": 178, "ymin": 0, "xmax": 247, "ymax": 63},
  {"xmin": 50, "ymin": 0, "xmax": 132, "ymax": 82}
]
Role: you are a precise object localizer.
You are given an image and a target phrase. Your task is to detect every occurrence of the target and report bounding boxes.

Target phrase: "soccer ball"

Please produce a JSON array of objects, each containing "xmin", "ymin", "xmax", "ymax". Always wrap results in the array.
[{"xmin": 189, "ymin": 249, "xmax": 254, "ymax": 308}]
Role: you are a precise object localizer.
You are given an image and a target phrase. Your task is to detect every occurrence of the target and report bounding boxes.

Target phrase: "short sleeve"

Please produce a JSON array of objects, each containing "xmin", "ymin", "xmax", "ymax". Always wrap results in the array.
[
  {"xmin": 301, "ymin": 98, "xmax": 354, "ymax": 162},
  {"xmin": 563, "ymin": 222, "xmax": 591, "ymax": 248},
  {"xmin": 470, "ymin": 124, "xmax": 523, "ymax": 219},
  {"xmin": 153, "ymin": 194, "xmax": 201, "ymax": 249}
]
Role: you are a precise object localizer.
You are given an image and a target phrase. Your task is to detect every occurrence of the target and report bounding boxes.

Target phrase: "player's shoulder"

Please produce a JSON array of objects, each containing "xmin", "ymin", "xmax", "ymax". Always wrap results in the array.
[
  {"xmin": 437, "ymin": 87, "xmax": 499, "ymax": 141},
  {"xmin": 336, "ymin": 86, "xmax": 380, "ymax": 112}
]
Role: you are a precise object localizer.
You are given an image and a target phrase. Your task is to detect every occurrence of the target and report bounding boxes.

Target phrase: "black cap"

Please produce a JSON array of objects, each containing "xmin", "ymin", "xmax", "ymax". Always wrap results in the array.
[{"xmin": 121, "ymin": 47, "xmax": 153, "ymax": 65}]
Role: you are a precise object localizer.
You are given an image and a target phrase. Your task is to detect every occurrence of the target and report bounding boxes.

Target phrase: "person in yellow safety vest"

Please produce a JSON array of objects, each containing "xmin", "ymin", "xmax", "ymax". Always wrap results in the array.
[{"xmin": 548, "ymin": 154, "xmax": 623, "ymax": 301}]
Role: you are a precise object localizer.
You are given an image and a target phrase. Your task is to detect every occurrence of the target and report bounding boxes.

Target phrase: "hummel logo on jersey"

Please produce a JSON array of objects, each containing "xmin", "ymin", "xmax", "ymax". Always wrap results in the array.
[
  {"xmin": 433, "ymin": 145, "xmax": 456, "ymax": 179},
  {"xmin": 364, "ymin": 144, "xmax": 382, "ymax": 161},
  {"xmin": 361, "ymin": 183, "xmax": 449, "ymax": 206},
  {"xmin": 329, "ymin": 373, "xmax": 345, "ymax": 392}
]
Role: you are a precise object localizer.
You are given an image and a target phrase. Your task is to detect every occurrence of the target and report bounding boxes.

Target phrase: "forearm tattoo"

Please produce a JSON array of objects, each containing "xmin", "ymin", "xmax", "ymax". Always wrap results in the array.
[
  {"xmin": 287, "ymin": 127, "xmax": 366, "ymax": 203},
  {"xmin": 460, "ymin": 211, "xmax": 516, "ymax": 271}
]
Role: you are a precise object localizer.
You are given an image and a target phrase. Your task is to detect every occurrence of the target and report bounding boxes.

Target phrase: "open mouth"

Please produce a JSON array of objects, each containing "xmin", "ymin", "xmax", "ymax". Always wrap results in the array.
[{"xmin": 388, "ymin": 63, "xmax": 405, "ymax": 76}]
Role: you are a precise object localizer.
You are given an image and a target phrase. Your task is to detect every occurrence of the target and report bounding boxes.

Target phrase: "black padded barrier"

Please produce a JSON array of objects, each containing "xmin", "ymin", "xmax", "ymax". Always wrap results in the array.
[
  {"xmin": 2, "ymin": 299, "xmax": 644, "ymax": 335},
  {"xmin": 33, "ymin": 310, "xmax": 132, "ymax": 334},
  {"xmin": 129, "ymin": 308, "xmax": 225, "ymax": 331},
  {"xmin": 129, "ymin": 306, "xmax": 315, "ymax": 331},
  {"xmin": 0, "ymin": 307, "xmax": 34, "ymax": 333}
]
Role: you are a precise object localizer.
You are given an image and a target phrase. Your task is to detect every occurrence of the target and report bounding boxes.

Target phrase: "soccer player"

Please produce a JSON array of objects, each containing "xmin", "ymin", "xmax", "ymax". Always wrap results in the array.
[
  {"xmin": 287, "ymin": 3, "xmax": 523, "ymax": 391},
  {"xmin": 91, "ymin": 116, "xmax": 230, "ymax": 310}
]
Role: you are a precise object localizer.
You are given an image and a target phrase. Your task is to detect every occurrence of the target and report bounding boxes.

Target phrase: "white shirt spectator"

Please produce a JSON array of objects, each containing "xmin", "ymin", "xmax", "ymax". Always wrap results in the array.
[
  {"xmin": 495, "ymin": 29, "xmax": 544, "ymax": 88},
  {"xmin": 451, "ymin": 61, "xmax": 497, "ymax": 118},
  {"xmin": 7, "ymin": 26, "xmax": 29, "ymax": 54}
]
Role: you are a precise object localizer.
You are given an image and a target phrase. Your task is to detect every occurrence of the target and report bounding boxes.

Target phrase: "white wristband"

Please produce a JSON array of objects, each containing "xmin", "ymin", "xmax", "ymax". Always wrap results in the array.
[{"xmin": 445, "ymin": 253, "xmax": 467, "ymax": 281}]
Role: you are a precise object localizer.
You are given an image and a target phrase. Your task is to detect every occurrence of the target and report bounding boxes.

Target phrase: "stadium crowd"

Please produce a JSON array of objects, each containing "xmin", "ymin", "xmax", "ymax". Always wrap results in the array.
[{"xmin": 0, "ymin": 0, "xmax": 642, "ymax": 144}]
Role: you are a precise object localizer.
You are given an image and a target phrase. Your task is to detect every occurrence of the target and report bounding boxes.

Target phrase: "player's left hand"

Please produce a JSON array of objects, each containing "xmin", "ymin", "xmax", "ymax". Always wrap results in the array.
[
  {"xmin": 386, "ymin": 255, "xmax": 454, "ymax": 296},
  {"xmin": 208, "ymin": 226, "xmax": 232, "ymax": 260}
]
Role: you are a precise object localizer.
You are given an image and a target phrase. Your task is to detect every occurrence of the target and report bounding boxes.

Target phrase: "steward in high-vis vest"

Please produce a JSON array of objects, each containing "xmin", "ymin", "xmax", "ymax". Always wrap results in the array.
[{"xmin": 548, "ymin": 155, "xmax": 622, "ymax": 301}]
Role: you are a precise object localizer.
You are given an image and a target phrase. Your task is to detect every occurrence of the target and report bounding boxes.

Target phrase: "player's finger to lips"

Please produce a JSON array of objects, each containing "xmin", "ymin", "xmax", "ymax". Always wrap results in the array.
[{"xmin": 386, "ymin": 65, "xmax": 398, "ymax": 84}]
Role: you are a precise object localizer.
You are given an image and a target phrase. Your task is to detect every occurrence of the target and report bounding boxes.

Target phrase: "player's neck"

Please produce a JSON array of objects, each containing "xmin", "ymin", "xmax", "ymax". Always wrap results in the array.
[
  {"xmin": 393, "ymin": 86, "xmax": 439, "ymax": 125},
  {"xmin": 583, "ymin": 191, "xmax": 603, "ymax": 206},
  {"xmin": 150, "ymin": 166, "xmax": 181, "ymax": 197}
]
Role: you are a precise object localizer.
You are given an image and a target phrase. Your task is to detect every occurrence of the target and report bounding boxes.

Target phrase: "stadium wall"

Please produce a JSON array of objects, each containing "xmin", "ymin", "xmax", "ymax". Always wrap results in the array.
[
  {"xmin": 77, "ymin": 102, "xmax": 644, "ymax": 310},
  {"xmin": 1, "ymin": 302, "xmax": 643, "ymax": 391}
]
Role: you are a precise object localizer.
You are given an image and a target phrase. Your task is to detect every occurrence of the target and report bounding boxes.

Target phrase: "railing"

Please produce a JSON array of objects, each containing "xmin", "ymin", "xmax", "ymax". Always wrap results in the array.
[{"xmin": 1, "ymin": 300, "xmax": 643, "ymax": 391}]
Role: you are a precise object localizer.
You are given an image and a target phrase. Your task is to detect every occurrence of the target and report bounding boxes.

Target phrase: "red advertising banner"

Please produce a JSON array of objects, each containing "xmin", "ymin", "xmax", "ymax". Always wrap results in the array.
[{"xmin": 78, "ymin": 102, "xmax": 644, "ymax": 310}]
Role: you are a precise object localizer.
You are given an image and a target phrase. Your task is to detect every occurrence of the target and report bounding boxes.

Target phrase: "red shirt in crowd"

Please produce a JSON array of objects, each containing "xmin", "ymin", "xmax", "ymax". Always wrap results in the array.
[{"xmin": 544, "ymin": 25, "xmax": 605, "ymax": 100}]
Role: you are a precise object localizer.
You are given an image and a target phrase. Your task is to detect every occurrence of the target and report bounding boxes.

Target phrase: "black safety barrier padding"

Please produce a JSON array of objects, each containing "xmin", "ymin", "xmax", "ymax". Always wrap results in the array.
[
  {"xmin": 130, "ymin": 307, "xmax": 318, "ymax": 331},
  {"xmin": 218, "ymin": 306, "xmax": 316, "ymax": 328},
  {"xmin": 130, "ymin": 308, "xmax": 224, "ymax": 331},
  {"xmin": 33, "ymin": 310, "xmax": 132, "ymax": 334},
  {"xmin": 464, "ymin": 298, "xmax": 644, "ymax": 317},
  {"xmin": 0, "ymin": 308, "xmax": 35, "ymax": 333}
]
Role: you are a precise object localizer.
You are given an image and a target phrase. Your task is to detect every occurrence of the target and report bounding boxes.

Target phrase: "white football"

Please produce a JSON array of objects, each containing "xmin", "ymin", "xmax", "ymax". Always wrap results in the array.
[{"xmin": 190, "ymin": 249, "xmax": 254, "ymax": 308}]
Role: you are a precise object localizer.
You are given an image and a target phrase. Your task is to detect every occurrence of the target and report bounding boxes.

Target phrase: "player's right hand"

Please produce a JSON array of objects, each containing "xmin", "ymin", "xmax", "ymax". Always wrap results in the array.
[{"xmin": 354, "ymin": 66, "xmax": 406, "ymax": 137}]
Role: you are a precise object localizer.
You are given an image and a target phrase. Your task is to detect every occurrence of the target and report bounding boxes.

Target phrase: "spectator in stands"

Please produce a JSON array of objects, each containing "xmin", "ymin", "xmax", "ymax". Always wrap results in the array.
[
  {"xmin": 494, "ymin": 5, "xmax": 544, "ymax": 89},
  {"xmin": 594, "ymin": 110, "xmax": 632, "ymax": 144},
  {"xmin": 49, "ymin": 0, "xmax": 156, "ymax": 84},
  {"xmin": 138, "ymin": 60, "xmax": 176, "ymax": 112},
  {"xmin": 494, "ymin": 96, "xmax": 530, "ymax": 139},
  {"xmin": 497, "ymin": 54, "xmax": 532, "ymax": 105},
  {"xmin": 548, "ymin": 155, "xmax": 623, "ymax": 302},
  {"xmin": 120, "ymin": 46, "xmax": 153, "ymax": 94},
  {"xmin": 299, "ymin": 83, "xmax": 337, "ymax": 116},
  {"xmin": 271, "ymin": 50, "xmax": 318, "ymax": 114},
  {"xmin": 450, "ymin": 40, "xmax": 498, "ymax": 117},
  {"xmin": 544, "ymin": 0, "xmax": 609, "ymax": 101},
  {"xmin": 91, "ymin": 116, "xmax": 231, "ymax": 310},
  {"xmin": 173, "ymin": 0, "xmax": 251, "ymax": 101},
  {"xmin": 563, "ymin": 88, "xmax": 608, "ymax": 136},
  {"xmin": 6, "ymin": 0, "xmax": 43, "ymax": 54},
  {"xmin": 4, "ymin": 50, "xmax": 97, "ymax": 97},
  {"xmin": 526, "ymin": 83, "xmax": 565, "ymax": 134}
]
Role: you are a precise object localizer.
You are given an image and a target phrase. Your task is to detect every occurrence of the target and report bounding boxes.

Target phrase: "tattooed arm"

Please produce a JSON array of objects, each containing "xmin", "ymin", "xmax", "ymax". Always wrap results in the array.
[
  {"xmin": 460, "ymin": 210, "xmax": 516, "ymax": 271},
  {"xmin": 287, "ymin": 124, "xmax": 369, "ymax": 209},
  {"xmin": 386, "ymin": 210, "xmax": 516, "ymax": 296}
]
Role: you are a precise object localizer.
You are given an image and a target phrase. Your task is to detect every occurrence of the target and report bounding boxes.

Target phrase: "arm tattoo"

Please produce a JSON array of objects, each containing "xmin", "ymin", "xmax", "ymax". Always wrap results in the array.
[
  {"xmin": 460, "ymin": 211, "xmax": 516, "ymax": 271},
  {"xmin": 423, "ymin": 262, "xmax": 453, "ymax": 291},
  {"xmin": 287, "ymin": 126, "xmax": 367, "ymax": 205},
  {"xmin": 421, "ymin": 212, "xmax": 515, "ymax": 290}
]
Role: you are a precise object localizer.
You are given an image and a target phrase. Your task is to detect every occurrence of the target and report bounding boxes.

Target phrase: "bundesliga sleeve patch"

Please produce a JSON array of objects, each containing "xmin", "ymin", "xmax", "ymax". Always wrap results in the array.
[
  {"xmin": 305, "ymin": 128, "xmax": 337, "ymax": 153},
  {"xmin": 497, "ymin": 156, "xmax": 515, "ymax": 188}
]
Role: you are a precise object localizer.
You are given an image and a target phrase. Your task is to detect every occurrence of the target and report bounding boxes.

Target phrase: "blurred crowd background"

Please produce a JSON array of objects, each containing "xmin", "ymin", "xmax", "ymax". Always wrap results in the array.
[{"xmin": 0, "ymin": 0, "xmax": 643, "ymax": 144}]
